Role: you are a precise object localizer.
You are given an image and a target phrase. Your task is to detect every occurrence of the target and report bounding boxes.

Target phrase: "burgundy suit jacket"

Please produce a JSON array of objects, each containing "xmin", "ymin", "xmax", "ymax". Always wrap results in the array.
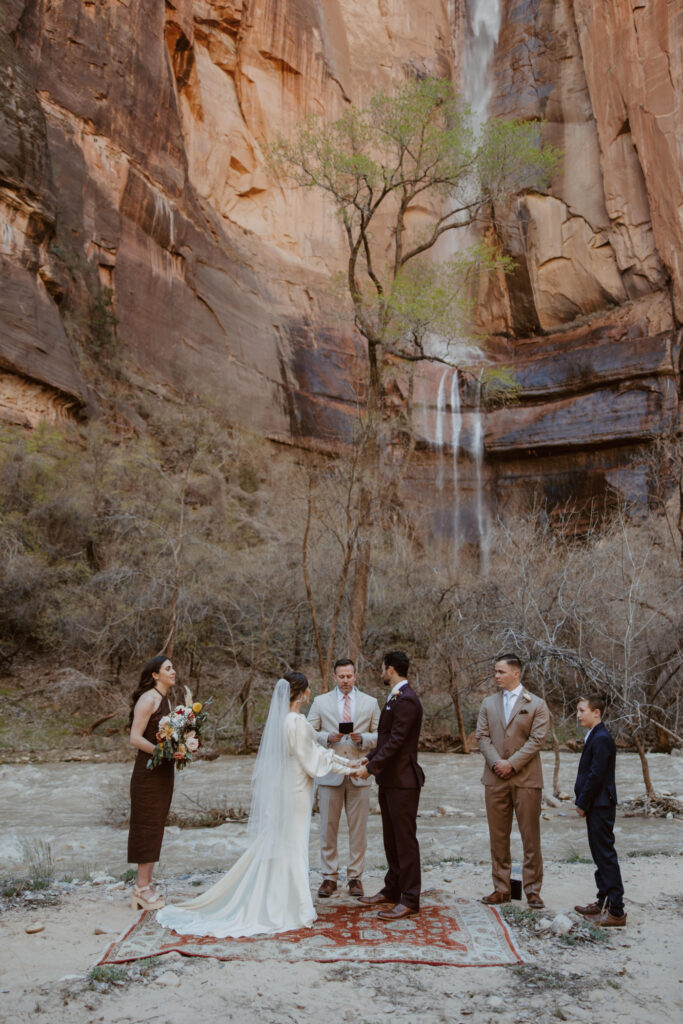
[{"xmin": 367, "ymin": 683, "xmax": 425, "ymax": 789}]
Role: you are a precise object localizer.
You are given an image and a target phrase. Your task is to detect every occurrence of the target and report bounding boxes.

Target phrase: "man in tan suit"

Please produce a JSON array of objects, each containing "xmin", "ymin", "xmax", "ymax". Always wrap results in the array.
[
  {"xmin": 308, "ymin": 659, "xmax": 380, "ymax": 898},
  {"xmin": 476, "ymin": 654, "xmax": 550, "ymax": 909}
]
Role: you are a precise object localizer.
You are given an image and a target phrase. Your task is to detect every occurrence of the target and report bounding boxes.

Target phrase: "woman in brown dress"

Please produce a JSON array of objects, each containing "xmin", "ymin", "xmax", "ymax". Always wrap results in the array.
[{"xmin": 128, "ymin": 654, "xmax": 176, "ymax": 910}]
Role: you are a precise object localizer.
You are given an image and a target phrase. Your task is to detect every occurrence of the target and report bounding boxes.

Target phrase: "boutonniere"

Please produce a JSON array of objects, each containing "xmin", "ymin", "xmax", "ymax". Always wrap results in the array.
[{"xmin": 522, "ymin": 692, "xmax": 532, "ymax": 702}]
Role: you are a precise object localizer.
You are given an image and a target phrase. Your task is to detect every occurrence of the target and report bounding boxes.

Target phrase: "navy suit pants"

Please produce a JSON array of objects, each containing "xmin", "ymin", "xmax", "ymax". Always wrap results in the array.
[{"xmin": 586, "ymin": 805, "xmax": 624, "ymax": 916}]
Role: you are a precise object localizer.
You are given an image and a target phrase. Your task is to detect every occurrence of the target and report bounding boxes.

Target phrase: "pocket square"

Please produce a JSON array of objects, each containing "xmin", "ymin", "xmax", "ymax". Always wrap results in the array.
[{"xmin": 519, "ymin": 709, "xmax": 529, "ymax": 715}]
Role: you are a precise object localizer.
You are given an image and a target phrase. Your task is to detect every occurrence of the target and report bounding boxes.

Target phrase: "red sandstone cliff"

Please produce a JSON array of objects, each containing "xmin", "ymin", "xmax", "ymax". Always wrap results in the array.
[{"xmin": 0, "ymin": 0, "xmax": 680, "ymax": 518}]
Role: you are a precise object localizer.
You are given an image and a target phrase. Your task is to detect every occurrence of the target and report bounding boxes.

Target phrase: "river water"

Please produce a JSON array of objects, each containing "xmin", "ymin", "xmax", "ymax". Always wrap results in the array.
[{"xmin": 1, "ymin": 752, "xmax": 681, "ymax": 879}]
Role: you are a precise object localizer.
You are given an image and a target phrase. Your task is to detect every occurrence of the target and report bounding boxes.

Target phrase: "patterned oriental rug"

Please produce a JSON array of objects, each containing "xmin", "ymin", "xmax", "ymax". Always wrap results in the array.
[{"xmin": 99, "ymin": 891, "xmax": 522, "ymax": 967}]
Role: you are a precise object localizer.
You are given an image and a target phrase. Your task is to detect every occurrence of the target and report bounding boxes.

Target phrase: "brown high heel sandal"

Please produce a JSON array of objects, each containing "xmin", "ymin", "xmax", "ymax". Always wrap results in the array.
[{"xmin": 130, "ymin": 884, "xmax": 166, "ymax": 910}]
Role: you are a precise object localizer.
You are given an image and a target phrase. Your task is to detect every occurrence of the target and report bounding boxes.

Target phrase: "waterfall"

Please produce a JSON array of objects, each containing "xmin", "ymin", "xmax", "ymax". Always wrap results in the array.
[
  {"xmin": 434, "ymin": 367, "xmax": 450, "ymax": 490},
  {"xmin": 472, "ymin": 378, "xmax": 490, "ymax": 575},
  {"xmin": 428, "ymin": 3, "xmax": 501, "ymax": 561},
  {"xmin": 449, "ymin": 369, "xmax": 462, "ymax": 544},
  {"xmin": 152, "ymin": 190, "xmax": 176, "ymax": 249},
  {"xmin": 461, "ymin": 0, "xmax": 502, "ymax": 128},
  {"xmin": 433, "ymin": 367, "xmax": 463, "ymax": 554}
]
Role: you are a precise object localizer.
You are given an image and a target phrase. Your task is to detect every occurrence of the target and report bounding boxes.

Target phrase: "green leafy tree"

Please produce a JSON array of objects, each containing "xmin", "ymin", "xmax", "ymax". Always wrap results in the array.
[{"xmin": 271, "ymin": 76, "xmax": 560, "ymax": 663}]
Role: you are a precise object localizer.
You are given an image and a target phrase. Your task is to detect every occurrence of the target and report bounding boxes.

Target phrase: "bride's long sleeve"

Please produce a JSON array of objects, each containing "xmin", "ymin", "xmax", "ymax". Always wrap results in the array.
[{"xmin": 289, "ymin": 714, "xmax": 355, "ymax": 779}]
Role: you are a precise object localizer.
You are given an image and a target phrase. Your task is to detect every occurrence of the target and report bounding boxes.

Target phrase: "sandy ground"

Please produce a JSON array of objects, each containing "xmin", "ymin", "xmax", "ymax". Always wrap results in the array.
[{"xmin": 1, "ymin": 752, "xmax": 682, "ymax": 1024}]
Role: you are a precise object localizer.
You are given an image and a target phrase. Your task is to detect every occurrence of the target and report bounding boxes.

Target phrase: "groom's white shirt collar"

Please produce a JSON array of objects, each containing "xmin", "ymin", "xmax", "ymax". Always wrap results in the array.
[
  {"xmin": 389, "ymin": 679, "xmax": 408, "ymax": 699},
  {"xmin": 504, "ymin": 683, "xmax": 523, "ymax": 703}
]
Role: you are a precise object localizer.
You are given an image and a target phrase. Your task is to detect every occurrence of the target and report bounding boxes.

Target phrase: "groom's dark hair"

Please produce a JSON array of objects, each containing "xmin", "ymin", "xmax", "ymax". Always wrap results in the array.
[{"xmin": 383, "ymin": 650, "xmax": 409, "ymax": 677}]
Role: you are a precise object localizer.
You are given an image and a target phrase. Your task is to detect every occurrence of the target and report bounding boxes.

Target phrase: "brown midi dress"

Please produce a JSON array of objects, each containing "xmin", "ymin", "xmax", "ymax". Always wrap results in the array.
[{"xmin": 127, "ymin": 694, "xmax": 174, "ymax": 863}]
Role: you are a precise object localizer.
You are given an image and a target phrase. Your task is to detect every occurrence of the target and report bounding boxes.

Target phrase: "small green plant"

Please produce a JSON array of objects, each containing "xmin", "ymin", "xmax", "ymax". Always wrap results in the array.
[
  {"xmin": 1, "ymin": 876, "xmax": 50, "ymax": 898},
  {"xmin": 119, "ymin": 868, "xmax": 137, "ymax": 883},
  {"xmin": 135, "ymin": 957, "xmax": 160, "ymax": 972},
  {"xmin": 89, "ymin": 965, "xmax": 129, "ymax": 985},
  {"xmin": 512, "ymin": 965, "xmax": 571, "ymax": 991},
  {"xmin": 500, "ymin": 904, "xmax": 538, "ymax": 928},
  {"xmin": 561, "ymin": 851, "xmax": 592, "ymax": 864},
  {"xmin": 482, "ymin": 366, "xmax": 522, "ymax": 409},
  {"xmin": 557, "ymin": 919, "xmax": 609, "ymax": 946},
  {"xmin": 626, "ymin": 849, "xmax": 667, "ymax": 858}
]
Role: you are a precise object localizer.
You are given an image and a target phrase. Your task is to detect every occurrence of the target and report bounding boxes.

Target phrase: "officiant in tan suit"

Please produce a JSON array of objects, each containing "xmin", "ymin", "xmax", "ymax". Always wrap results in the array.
[
  {"xmin": 308, "ymin": 659, "xmax": 380, "ymax": 898},
  {"xmin": 476, "ymin": 654, "xmax": 550, "ymax": 910}
]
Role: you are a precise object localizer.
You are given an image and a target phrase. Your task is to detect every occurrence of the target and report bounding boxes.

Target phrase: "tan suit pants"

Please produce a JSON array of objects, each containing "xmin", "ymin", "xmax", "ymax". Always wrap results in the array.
[
  {"xmin": 484, "ymin": 783, "xmax": 543, "ymax": 896},
  {"xmin": 318, "ymin": 778, "xmax": 370, "ymax": 881}
]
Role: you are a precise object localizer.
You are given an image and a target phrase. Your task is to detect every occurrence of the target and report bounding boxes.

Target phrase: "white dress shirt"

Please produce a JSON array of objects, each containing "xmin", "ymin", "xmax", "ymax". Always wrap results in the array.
[
  {"xmin": 388, "ymin": 679, "xmax": 408, "ymax": 701},
  {"xmin": 336, "ymin": 686, "xmax": 357, "ymax": 723},
  {"xmin": 503, "ymin": 683, "xmax": 523, "ymax": 724}
]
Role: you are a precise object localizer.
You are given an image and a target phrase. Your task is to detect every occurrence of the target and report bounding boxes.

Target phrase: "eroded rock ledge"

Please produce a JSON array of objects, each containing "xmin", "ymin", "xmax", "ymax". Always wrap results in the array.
[{"xmin": 0, "ymin": 0, "xmax": 679, "ymax": 520}]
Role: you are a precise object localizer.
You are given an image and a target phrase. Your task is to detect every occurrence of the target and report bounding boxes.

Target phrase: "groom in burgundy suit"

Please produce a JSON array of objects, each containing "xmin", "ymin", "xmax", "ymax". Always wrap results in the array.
[{"xmin": 355, "ymin": 650, "xmax": 425, "ymax": 920}]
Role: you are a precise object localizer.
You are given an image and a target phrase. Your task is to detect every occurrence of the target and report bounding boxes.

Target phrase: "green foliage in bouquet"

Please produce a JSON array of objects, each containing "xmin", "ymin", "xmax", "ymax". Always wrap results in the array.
[{"xmin": 147, "ymin": 698, "xmax": 212, "ymax": 772}]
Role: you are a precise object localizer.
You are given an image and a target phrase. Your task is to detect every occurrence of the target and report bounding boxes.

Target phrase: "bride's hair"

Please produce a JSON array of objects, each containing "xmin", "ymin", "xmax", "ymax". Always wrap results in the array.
[
  {"xmin": 284, "ymin": 671, "xmax": 309, "ymax": 702},
  {"xmin": 128, "ymin": 654, "xmax": 169, "ymax": 725}
]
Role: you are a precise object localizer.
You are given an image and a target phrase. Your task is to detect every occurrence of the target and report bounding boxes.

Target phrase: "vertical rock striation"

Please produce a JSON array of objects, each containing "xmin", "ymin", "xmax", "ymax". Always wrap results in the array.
[{"xmin": 0, "ymin": 0, "xmax": 680, "ymax": 518}]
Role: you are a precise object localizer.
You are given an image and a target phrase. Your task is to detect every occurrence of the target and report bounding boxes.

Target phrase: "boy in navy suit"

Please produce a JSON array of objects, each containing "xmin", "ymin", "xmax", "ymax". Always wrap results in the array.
[{"xmin": 574, "ymin": 695, "xmax": 626, "ymax": 927}]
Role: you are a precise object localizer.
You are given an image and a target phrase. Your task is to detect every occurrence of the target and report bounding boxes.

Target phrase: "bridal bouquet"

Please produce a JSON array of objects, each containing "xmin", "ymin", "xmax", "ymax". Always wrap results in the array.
[{"xmin": 147, "ymin": 689, "xmax": 211, "ymax": 772}]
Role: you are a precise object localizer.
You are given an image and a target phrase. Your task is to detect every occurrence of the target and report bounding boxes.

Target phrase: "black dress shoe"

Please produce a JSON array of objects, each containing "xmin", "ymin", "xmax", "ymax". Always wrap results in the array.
[
  {"xmin": 317, "ymin": 879, "xmax": 337, "ymax": 898},
  {"xmin": 348, "ymin": 879, "xmax": 364, "ymax": 897},
  {"xmin": 358, "ymin": 892, "xmax": 396, "ymax": 906},
  {"xmin": 377, "ymin": 903, "xmax": 419, "ymax": 921}
]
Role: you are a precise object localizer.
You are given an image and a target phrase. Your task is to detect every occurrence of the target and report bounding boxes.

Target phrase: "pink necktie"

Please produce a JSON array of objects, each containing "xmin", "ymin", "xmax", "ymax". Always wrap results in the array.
[{"xmin": 343, "ymin": 695, "xmax": 351, "ymax": 723}]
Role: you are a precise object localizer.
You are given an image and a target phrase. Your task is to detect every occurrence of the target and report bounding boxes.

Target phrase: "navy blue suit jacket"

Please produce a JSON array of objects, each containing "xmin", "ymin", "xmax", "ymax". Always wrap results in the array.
[
  {"xmin": 574, "ymin": 721, "xmax": 618, "ymax": 813},
  {"xmin": 367, "ymin": 683, "xmax": 425, "ymax": 789}
]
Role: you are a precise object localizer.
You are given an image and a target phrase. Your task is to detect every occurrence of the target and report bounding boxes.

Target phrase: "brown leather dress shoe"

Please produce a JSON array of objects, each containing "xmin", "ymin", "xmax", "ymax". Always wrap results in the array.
[
  {"xmin": 527, "ymin": 894, "xmax": 545, "ymax": 909},
  {"xmin": 317, "ymin": 879, "xmax": 337, "ymax": 898},
  {"xmin": 595, "ymin": 910, "xmax": 626, "ymax": 927},
  {"xmin": 358, "ymin": 892, "xmax": 396, "ymax": 906},
  {"xmin": 348, "ymin": 879, "xmax": 364, "ymax": 897},
  {"xmin": 482, "ymin": 891, "xmax": 511, "ymax": 905},
  {"xmin": 574, "ymin": 901, "xmax": 602, "ymax": 916},
  {"xmin": 377, "ymin": 903, "xmax": 419, "ymax": 921}
]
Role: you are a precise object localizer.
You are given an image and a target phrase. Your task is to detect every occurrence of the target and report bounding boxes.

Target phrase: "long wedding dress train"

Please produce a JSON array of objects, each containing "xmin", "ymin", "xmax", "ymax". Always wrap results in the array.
[{"xmin": 156, "ymin": 711, "xmax": 353, "ymax": 938}]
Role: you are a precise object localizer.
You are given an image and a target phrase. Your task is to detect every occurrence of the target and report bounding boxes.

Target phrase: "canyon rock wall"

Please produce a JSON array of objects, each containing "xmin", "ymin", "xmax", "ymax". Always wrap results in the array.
[
  {"xmin": 0, "ymin": 0, "xmax": 680, "ymax": 522},
  {"xmin": 461, "ymin": 0, "xmax": 681, "ymax": 524},
  {"xmin": 0, "ymin": 0, "xmax": 451, "ymax": 436}
]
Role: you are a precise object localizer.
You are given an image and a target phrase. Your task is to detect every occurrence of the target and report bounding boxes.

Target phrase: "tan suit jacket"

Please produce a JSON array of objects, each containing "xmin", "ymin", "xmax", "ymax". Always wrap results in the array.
[
  {"xmin": 307, "ymin": 689, "xmax": 380, "ymax": 787},
  {"xmin": 476, "ymin": 689, "xmax": 549, "ymax": 788}
]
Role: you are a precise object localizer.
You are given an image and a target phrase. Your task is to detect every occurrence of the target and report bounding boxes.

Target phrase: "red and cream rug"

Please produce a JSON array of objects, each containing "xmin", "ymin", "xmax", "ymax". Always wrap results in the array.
[{"xmin": 99, "ymin": 891, "xmax": 522, "ymax": 967}]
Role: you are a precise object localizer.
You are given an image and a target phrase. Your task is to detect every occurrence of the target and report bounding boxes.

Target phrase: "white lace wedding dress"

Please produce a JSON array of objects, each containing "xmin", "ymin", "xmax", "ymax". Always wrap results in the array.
[{"xmin": 156, "ymin": 708, "xmax": 353, "ymax": 938}]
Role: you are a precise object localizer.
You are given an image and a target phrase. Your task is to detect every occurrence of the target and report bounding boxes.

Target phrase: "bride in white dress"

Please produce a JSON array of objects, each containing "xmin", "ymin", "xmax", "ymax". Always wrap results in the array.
[{"xmin": 156, "ymin": 673, "xmax": 357, "ymax": 938}]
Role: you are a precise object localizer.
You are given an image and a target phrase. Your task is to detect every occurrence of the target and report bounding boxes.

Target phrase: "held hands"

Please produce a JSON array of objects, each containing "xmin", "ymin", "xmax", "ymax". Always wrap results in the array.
[{"xmin": 493, "ymin": 759, "xmax": 514, "ymax": 780}]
